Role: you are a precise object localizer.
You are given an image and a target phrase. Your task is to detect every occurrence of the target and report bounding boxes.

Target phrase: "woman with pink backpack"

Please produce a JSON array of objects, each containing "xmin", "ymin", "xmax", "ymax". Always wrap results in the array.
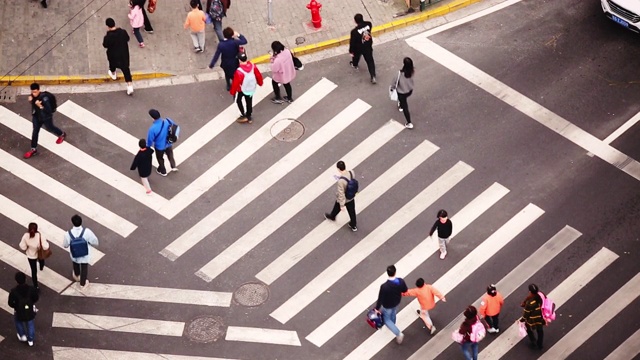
[{"xmin": 452, "ymin": 305, "xmax": 486, "ymax": 360}]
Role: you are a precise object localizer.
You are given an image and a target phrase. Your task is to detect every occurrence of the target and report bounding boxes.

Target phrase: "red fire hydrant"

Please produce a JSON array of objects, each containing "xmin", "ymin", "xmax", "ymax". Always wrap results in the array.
[{"xmin": 307, "ymin": 0, "xmax": 322, "ymax": 29}]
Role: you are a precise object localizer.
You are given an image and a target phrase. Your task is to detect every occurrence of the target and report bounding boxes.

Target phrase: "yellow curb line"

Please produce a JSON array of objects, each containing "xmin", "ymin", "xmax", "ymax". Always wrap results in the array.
[
  {"xmin": 0, "ymin": 72, "xmax": 173, "ymax": 87},
  {"xmin": 252, "ymin": 0, "xmax": 481, "ymax": 64}
]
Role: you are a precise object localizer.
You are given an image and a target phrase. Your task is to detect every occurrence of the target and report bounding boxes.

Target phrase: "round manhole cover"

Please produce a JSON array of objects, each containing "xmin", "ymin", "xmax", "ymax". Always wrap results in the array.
[
  {"xmin": 234, "ymin": 282, "xmax": 270, "ymax": 307},
  {"xmin": 295, "ymin": 36, "xmax": 306, "ymax": 45},
  {"xmin": 271, "ymin": 119, "xmax": 305, "ymax": 142},
  {"xmin": 184, "ymin": 316, "xmax": 225, "ymax": 343}
]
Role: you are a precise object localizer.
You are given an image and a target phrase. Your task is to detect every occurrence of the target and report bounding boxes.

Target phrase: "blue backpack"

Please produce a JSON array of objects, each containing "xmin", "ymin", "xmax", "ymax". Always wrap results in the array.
[
  {"xmin": 340, "ymin": 171, "xmax": 359, "ymax": 200},
  {"xmin": 69, "ymin": 228, "xmax": 89, "ymax": 258}
]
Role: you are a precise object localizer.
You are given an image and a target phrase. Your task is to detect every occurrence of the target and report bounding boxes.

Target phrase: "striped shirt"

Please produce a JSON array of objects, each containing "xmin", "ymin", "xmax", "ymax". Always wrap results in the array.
[{"xmin": 522, "ymin": 295, "xmax": 545, "ymax": 326}]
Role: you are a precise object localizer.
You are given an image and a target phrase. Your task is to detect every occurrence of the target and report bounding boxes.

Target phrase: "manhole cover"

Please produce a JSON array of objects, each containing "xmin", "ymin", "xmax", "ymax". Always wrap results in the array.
[
  {"xmin": 295, "ymin": 36, "xmax": 306, "ymax": 45},
  {"xmin": 271, "ymin": 119, "xmax": 305, "ymax": 142},
  {"xmin": 233, "ymin": 282, "xmax": 269, "ymax": 307},
  {"xmin": 184, "ymin": 316, "xmax": 225, "ymax": 343},
  {"xmin": 0, "ymin": 87, "xmax": 17, "ymax": 103}
]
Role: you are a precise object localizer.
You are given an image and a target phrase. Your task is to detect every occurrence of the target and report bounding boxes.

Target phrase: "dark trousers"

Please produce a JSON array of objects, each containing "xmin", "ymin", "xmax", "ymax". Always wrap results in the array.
[
  {"xmin": 352, "ymin": 50, "xmax": 376, "ymax": 78},
  {"xmin": 27, "ymin": 258, "xmax": 45, "ymax": 289},
  {"xmin": 223, "ymin": 67, "xmax": 236, "ymax": 90},
  {"xmin": 272, "ymin": 80, "xmax": 292, "ymax": 100},
  {"xmin": 329, "ymin": 199, "xmax": 357, "ymax": 228},
  {"xmin": 31, "ymin": 116, "xmax": 63, "ymax": 149},
  {"xmin": 398, "ymin": 90, "xmax": 412, "ymax": 123},
  {"xmin": 108, "ymin": 61, "xmax": 132, "ymax": 82},
  {"xmin": 526, "ymin": 324, "xmax": 544, "ymax": 348},
  {"xmin": 155, "ymin": 146, "xmax": 176, "ymax": 174},
  {"xmin": 142, "ymin": 7, "xmax": 153, "ymax": 32},
  {"xmin": 236, "ymin": 92, "xmax": 253, "ymax": 119},
  {"xmin": 485, "ymin": 314, "xmax": 499, "ymax": 330},
  {"xmin": 133, "ymin": 28, "xmax": 144, "ymax": 44},
  {"xmin": 73, "ymin": 262, "xmax": 89, "ymax": 286}
]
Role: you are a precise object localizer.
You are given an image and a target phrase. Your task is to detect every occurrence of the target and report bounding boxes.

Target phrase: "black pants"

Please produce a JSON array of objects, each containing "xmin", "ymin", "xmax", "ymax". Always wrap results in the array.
[
  {"xmin": 485, "ymin": 314, "xmax": 499, "ymax": 330},
  {"xmin": 73, "ymin": 262, "xmax": 89, "ymax": 286},
  {"xmin": 272, "ymin": 80, "xmax": 292, "ymax": 100},
  {"xmin": 223, "ymin": 67, "xmax": 237, "ymax": 90},
  {"xmin": 329, "ymin": 200, "xmax": 357, "ymax": 228},
  {"xmin": 155, "ymin": 146, "xmax": 176, "ymax": 174},
  {"xmin": 352, "ymin": 50, "xmax": 376, "ymax": 78},
  {"xmin": 31, "ymin": 116, "xmax": 63, "ymax": 149},
  {"xmin": 526, "ymin": 324, "xmax": 544, "ymax": 348},
  {"xmin": 108, "ymin": 62, "xmax": 132, "ymax": 82},
  {"xmin": 398, "ymin": 90, "xmax": 412, "ymax": 123},
  {"xmin": 27, "ymin": 258, "xmax": 45, "ymax": 289},
  {"xmin": 236, "ymin": 92, "xmax": 253, "ymax": 119},
  {"xmin": 142, "ymin": 7, "xmax": 153, "ymax": 32}
]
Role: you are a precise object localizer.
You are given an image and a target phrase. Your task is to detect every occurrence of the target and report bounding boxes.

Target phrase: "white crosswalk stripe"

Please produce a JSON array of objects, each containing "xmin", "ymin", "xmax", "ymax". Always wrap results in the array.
[
  {"xmin": 52, "ymin": 312, "xmax": 185, "ymax": 336},
  {"xmin": 52, "ymin": 347, "xmax": 238, "ymax": 360},
  {"xmin": 604, "ymin": 328, "xmax": 640, "ymax": 360}
]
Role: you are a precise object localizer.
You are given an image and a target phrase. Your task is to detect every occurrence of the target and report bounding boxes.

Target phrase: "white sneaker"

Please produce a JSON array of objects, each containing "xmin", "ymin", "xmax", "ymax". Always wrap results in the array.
[
  {"xmin": 439, "ymin": 251, "xmax": 447, "ymax": 260},
  {"xmin": 108, "ymin": 70, "xmax": 117, "ymax": 80},
  {"xmin": 430, "ymin": 326, "xmax": 437, "ymax": 335},
  {"xmin": 493, "ymin": 328, "xmax": 500, "ymax": 334},
  {"xmin": 17, "ymin": 333, "xmax": 27, "ymax": 342},
  {"xmin": 487, "ymin": 327, "xmax": 496, "ymax": 333},
  {"xmin": 171, "ymin": 167, "xmax": 179, "ymax": 172},
  {"xmin": 28, "ymin": 340, "xmax": 34, "ymax": 347},
  {"xmin": 72, "ymin": 271, "xmax": 80, "ymax": 282},
  {"xmin": 396, "ymin": 333, "xmax": 404, "ymax": 344},
  {"xmin": 127, "ymin": 85, "xmax": 134, "ymax": 95},
  {"xmin": 405, "ymin": 122, "xmax": 414, "ymax": 129}
]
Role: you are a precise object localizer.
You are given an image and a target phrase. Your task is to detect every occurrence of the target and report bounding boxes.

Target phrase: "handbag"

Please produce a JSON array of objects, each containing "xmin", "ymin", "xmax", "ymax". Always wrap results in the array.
[
  {"xmin": 516, "ymin": 319, "xmax": 527, "ymax": 338},
  {"xmin": 148, "ymin": 0, "xmax": 157, "ymax": 13},
  {"xmin": 389, "ymin": 71, "xmax": 400, "ymax": 101},
  {"xmin": 451, "ymin": 329, "xmax": 464, "ymax": 344},
  {"xmin": 37, "ymin": 232, "xmax": 52, "ymax": 260}
]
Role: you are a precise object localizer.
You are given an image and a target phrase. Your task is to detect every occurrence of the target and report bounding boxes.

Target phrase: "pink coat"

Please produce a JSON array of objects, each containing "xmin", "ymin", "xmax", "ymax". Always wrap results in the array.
[
  {"xmin": 128, "ymin": 5, "xmax": 144, "ymax": 29},
  {"xmin": 270, "ymin": 49, "xmax": 296, "ymax": 84}
]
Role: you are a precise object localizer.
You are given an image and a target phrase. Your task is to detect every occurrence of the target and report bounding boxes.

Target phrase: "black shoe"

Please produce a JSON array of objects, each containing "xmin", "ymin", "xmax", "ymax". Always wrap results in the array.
[
  {"xmin": 156, "ymin": 169, "xmax": 168, "ymax": 177},
  {"xmin": 349, "ymin": 225, "xmax": 358, "ymax": 232},
  {"xmin": 349, "ymin": 61, "xmax": 358, "ymax": 70},
  {"xmin": 41, "ymin": 0, "xmax": 47, "ymax": 8},
  {"xmin": 324, "ymin": 213, "xmax": 335, "ymax": 221}
]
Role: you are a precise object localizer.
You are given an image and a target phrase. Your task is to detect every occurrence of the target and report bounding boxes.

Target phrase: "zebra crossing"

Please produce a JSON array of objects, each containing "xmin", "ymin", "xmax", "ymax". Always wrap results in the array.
[{"xmin": 0, "ymin": 74, "xmax": 638, "ymax": 359}]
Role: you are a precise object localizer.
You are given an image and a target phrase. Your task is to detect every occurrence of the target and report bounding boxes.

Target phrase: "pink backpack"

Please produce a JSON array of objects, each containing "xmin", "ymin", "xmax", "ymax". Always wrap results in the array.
[
  {"xmin": 469, "ymin": 317, "xmax": 486, "ymax": 342},
  {"xmin": 539, "ymin": 291, "xmax": 556, "ymax": 324}
]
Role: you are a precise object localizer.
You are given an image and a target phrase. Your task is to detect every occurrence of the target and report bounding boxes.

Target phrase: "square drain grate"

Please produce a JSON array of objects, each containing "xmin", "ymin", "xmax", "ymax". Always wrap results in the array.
[{"xmin": 0, "ymin": 87, "xmax": 17, "ymax": 103}]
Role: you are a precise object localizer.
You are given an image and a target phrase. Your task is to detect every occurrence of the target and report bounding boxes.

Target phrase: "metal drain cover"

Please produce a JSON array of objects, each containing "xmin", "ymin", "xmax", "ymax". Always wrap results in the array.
[
  {"xmin": 271, "ymin": 119, "xmax": 305, "ymax": 142},
  {"xmin": 0, "ymin": 87, "xmax": 17, "ymax": 103},
  {"xmin": 233, "ymin": 282, "xmax": 269, "ymax": 307},
  {"xmin": 185, "ymin": 316, "xmax": 225, "ymax": 343}
]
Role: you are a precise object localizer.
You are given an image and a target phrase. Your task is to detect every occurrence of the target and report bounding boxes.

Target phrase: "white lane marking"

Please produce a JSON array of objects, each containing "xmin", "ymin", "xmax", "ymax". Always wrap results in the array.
[
  {"xmin": 60, "ymin": 283, "xmax": 232, "ymax": 307},
  {"xmin": 0, "ymin": 240, "xmax": 72, "ymax": 293},
  {"xmin": 405, "ymin": 225, "xmax": 582, "ymax": 360},
  {"xmin": 225, "ymin": 326, "xmax": 301, "ymax": 346},
  {"xmin": 256, "ymin": 140, "xmax": 440, "ymax": 285},
  {"xmin": 603, "ymin": 111, "xmax": 640, "ymax": 145},
  {"xmin": 406, "ymin": 39, "xmax": 640, "ymax": 182},
  {"xmin": 52, "ymin": 347, "xmax": 239, "ymax": 360},
  {"xmin": 0, "ymin": 194, "xmax": 105, "ymax": 264},
  {"xmin": 604, "ymin": 328, "xmax": 640, "ymax": 360},
  {"xmin": 196, "ymin": 120, "xmax": 404, "ymax": 282},
  {"xmin": 0, "ymin": 288, "xmax": 12, "ymax": 314},
  {"xmin": 157, "ymin": 78, "xmax": 337, "ymax": 220},
  {"xmin": 306, "ymin": 182, "xmax": 509, "ymax": 347},
  {"xmin": 0, "ymin": 107, "xmax": 170, "ymax": 212},
  {"xmin": 270, "ymin": 161, "xmax": 474, "ymax": 324},
  {"xmin": 52, "ymin": 312, "xmax": 185, "ymax": 336},
  {"xmin": 480, "ymin": 247, "xmax": 619, "ymax": 358},
  {"xmin": 0, "ymin": 149, "xmax": 136, "ymax": 238},
  {"xmin": 539, "ymin": 272, "xmax": 640, "ymax": 360}
]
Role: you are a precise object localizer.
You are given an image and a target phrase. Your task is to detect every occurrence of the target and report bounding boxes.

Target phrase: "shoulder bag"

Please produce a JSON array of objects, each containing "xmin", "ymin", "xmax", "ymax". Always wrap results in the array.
[{"xmin": 37, "ymin": 232, "xmax": 52, "ymax": 260}]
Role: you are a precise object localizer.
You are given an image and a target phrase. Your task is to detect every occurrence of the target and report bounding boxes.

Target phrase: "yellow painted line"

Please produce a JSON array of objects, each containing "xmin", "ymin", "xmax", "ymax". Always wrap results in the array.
[{"xmin": 0, "ymin": 72, "xmax": 173, "ymax": 86}]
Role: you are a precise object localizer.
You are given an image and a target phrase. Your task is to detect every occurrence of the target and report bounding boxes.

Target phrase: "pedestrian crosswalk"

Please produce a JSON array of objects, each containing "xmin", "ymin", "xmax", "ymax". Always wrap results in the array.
[{"xmin": 0, "ymin": 73, "xmax": 638, "ymax": 359}]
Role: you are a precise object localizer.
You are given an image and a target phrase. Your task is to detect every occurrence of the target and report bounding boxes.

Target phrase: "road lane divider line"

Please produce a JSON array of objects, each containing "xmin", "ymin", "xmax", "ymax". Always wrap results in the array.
[
  {"xmin": 225, "ymin": 326, "xmax": 301, "ymax": 346},
  {"xmin": 0, "ymin": 288, "xmax": 12, "ymax": 314},
  {"xmin": 603, "ymin": 111, "xmax": 640, "ymax": 145},
  {"xmin": 604, "ymin": 328, "xmax": 640, "ymax": 360},
  {"xmin": 52, "ymin": 347, "xmax": 239, "ymax": 360},
  {"xmin": 270, "ymin": 161, "xmax": 474, "ymax": 324},
  {"xmin": 52, "ymin": 312, "xmax": 185, "ymax": 336}
]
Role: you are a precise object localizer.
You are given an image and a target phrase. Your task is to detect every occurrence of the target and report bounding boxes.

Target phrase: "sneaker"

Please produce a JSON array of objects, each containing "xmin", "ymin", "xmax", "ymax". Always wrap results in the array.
[
  {"xmin": 283, "ymin": 96, "xmax": 294, "ymax": 103},
  {"xmin": 156, "ymin": 169, "xmax": 168, "ymax": 177},
  {"xmin": 194, "ymin": 47, "xmax": 200, "ymax": 53},
  {"xmin": 72, "ymin": 271, "xmax": 80, "ymax": 282},
  {"xmin": 198, "ymin": 47, "xmax": 204, "ymax": 53},
  {"xmin": 236, "ymin": 116, "xmax": 248, "ymax": 123},
  {"xmin": 430, "ymin": 326, "xmax": 437, "ymax": 335},
  {"xmin": 398, "ymin": 102, "xmax": 403, "ymax": 112},
  {"xmin": 349, "ymin": 61, "xmax": 358, "ymax": 70},
  {"xmin": 271, "ymin": 98, "xmax": 284, "ymax": 104},
  {"xmin": 139, "ymin": 43, "xmax": 145, "ymax": 48},
  {"xmin": 405, "ymin": 123, "xmax": 414, "ymax": 129},
  {"xmin": 494, "ymin": 328, "xmax": 500, "ymax": 334},
  {"xmin": 439, "ymin": 251, "xmax": 447, "ymax": 260},
  {"xmin": 23, "ymin": 149, "xmax": 38, "ymax": 159},
  {"xmin": 371, "ymin": 77, "xmax": 377, "ymax": 84},
  {"xmin": 144, "ymin": 29, "xmax": 154, "ymax": 34},
  {"xmin": 146, "ymin": 189, "xmax": 152, "ymax": 195},
  {"xmin": 17, "ymin": 334, "xmax": 27, "ymax": 342},
  {"xmin": 56, "ymin": 132, "xmax": 66, "ymax": 144},
  {"xmin": 127, "ymin": 85, "xmax": 134, "ymax": 95},
  {"xmin": 80, "ymin": 280, "xmax": 90, "ymax": 290},
  {"xmin": 108, "ymin": 70, "xmax": 117, "ymax": 80},
  {"xmin": 396, "ymin": 333, "xmax": 404, "ymax": 344},
  {"xmin": 28, "ymin": 340, "xmax": 34, "ymax": 347},
  {"xmin": 416, "ymin": 309, "xmax": 421, "ymax": 315},
  {"xmin": 295, "ymin": 65, "xmax": 304, "ymax": 70},
  {"xmin": 324, "ymin": 213, "xmax": 335, "ymax": 221},
  {"xmin": 487, "ymin": 327, "xmax": 496, "ymax": 334},
  {"xmin": 349, "ymin": 225, "xmax": 358, "ymax": 232},
  {"xmin": 171, "ymin": 167, "xmax": 179, "ymax": 172}
]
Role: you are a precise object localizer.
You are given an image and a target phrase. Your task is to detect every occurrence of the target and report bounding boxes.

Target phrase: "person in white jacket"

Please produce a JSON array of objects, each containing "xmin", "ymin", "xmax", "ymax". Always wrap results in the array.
[
  {"xmin": 19, "ymin": 223, "xmax": 50, "ymax": 291},
  {"xmin": 63, "ymin": 215, "xmax": 99, "ymax": 289}
]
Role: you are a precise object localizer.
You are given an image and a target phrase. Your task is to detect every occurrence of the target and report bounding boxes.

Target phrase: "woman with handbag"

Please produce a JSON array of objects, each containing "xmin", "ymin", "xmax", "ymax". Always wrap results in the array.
[
  {"xmin": 269, "ymin": 41, "xmax": 296, "ymax": 104},
  {"xmin": 389, "ymin": 57, "xmax": 415, "ymax": 129},
  {"xmin": 19, "ymin": 223, "xmax": 50, "ymax": 291}
]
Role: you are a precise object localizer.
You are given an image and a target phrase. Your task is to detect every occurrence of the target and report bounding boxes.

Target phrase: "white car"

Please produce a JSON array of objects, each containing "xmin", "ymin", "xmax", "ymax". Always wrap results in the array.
[{"xmin": 601, "ymin": 0, "xmax": 640, "ymax": 33}]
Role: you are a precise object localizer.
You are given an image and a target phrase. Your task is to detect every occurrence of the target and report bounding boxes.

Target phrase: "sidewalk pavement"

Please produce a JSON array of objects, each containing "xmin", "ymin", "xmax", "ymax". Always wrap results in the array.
[{"xmin": 0, "ymin": 0, "xmax": 479, "ymax": 87}]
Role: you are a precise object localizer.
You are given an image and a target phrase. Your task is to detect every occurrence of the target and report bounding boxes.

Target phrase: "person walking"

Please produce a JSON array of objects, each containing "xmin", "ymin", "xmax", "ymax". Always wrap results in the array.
[
  {"xmin": 348, "ymin": 13, "xmax": 376, "ymax": 84},
  {"xmin": 146, "ymin": 109, "xmax": 177, "ymax": 176},
  {"xmin": 130, "ymin": 138, "xmax": 154, "ymax": 194},
  {"xmin": 103, "ymin": 18, "xmax": 134, "ymax": 95},
  {"xmin": 375, "ymin": 265, "xmax": 408, "ymax": 344},
  {"xmin": 480, "ymin": 284, "xmax": 504, "ymax": 334},
  {"xmin": 133, "ymin": 0, "xmax": 154, "ymax": 34},
  {"xmin": 402, "ymin": 278, "xmax": 446, "ymax": 334},
  {"xmin": 520, "ymin": 284, "xmax": 545, "ymax": 349},
  {"xmin": 62, "ymin": 215, "xmax": 99, "ymax": 289},
  {"xmin": 24, "ymin": 83, "xmax": 66, "ymax": 159},
  {"xmin": 208, "ymin": 27, "xmax": 247, "ymax": 91},
  {"xmin": 324, "ymin": 161, "xmax": 357, "ymax": 231},
  {"xmin": 429, "ymin": 209, "xmax": 453, "ymax": 259},
  {"xmin": 206, "ymin": 0, "xmax": 230, "ymax": 42},
  {"xmin": 185, "ymin": 0, "xmax": 206, "ymax": 53},
  {"xmin": 128, "ymin": 1, "xmax": 145, "ymax": 48},
  {"xmin": 8, "ymin": 272, "xmax": 39, "ymax": 347},
  {"xmin": 390, "ymin": 57, "xmax": 415, "ymax": 129},
  {"xmin": 269, "ymin": 41, "xmax": 296, "ymax": 104},
  {"xmin": 456, "ymin": 306, "xmax": 482, "ymax": 360},
  {"xmin": 230, "ymin": 53, "xmax": 264, "ymax": 124},
  {"xmin": 18, "ymin": 223, "xmax": 50, "ymax": 291}
]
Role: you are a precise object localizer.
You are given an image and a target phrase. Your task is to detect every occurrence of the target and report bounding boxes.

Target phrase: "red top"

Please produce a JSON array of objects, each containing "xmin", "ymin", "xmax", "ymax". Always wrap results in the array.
[{"xmin": 230, "ymin": 62, "xmax": 264, "ymax": 96}]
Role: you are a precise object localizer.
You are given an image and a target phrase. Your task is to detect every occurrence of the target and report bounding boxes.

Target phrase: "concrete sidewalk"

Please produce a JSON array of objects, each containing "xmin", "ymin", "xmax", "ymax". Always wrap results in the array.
[{"xmin": 0, "ymin": 0, "xmax": 477, "ymax": 85}]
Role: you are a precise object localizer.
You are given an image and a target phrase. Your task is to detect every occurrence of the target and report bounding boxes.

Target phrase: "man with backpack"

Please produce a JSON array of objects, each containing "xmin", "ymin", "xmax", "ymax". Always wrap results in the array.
[
  {"xmin": 375, "ymin": 265, "xmax": 408, "ymax": 344},
  {"xmin": 146, "ymin": 109, "xmax": 178, "ymax": 176},
  {"xmin": 206, "ymin": 0, "xmax": 230, "ymax": 42},
  {"xmin": 8, "ymin": 272, "xmax": 39, "ymax": 347},
  {"xmin": 348, "ymin": 13, "xmax": 376, "ymax": 84},
  {"xmin": 24, "ymin": 83, "xmax": 66, "ymax": 159},
  {"xmin": 230, "ymin": 52, "xmax": 264, "ymax": 124},
  {"xmin": 62, "ymin": 215, "xmax": 99, "ymax": 289},
  {"xmin": 324, "ymin": 160, "xmax": 358, "ymax": 231}
]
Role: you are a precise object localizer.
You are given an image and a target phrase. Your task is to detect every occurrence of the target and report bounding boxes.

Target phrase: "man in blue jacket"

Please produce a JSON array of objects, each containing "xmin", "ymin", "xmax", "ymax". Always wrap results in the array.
[
  {"xmin": 146, "ymin": 109, "xmax": 177, "ymax": 176},
  {"xmin": 208, "ymin": 27, "xmax": 247, "ymax": 91}
]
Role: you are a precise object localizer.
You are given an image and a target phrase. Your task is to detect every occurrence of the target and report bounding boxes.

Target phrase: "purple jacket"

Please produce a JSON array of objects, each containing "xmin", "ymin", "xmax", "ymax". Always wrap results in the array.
[{"xmin": 270, "ymin": 49, "xmax": 296, "ymax": 84}]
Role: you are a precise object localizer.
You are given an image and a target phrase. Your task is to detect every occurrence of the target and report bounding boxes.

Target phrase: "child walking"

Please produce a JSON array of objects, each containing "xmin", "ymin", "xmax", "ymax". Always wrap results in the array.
[
  {"xmin": 128, "ymin": 1, "xmax": 145, "ymax": 48},
  {"xmin": 429, "ymin": 209, "xmax": 453, "ymax": 259},
  {"xmin": 184, "ymin": 0, "xmax": 206, "ymax": 52},
  {"xmin": 480, "ymin": 284, "xmax": 504, "ymax": 333},
  {"xmin": 402, "ymin": 278, "xmax": 446, "ymax": 334},
  {"xmin": 130, "ymin": 139, "xmax": 154, "ymax": 194}
]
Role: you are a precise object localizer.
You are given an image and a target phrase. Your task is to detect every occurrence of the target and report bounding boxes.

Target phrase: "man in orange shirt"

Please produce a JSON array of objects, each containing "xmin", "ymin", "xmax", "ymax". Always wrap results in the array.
[
  {"xmin": 184, "ymin": 0, "xmax": 207, "ymax": 52},
  {"xmin": 402, "ymin": 278, "xmax": 446, "ymax": 334},
  {"xmin": 480, "ymin": 284, "xmax": 504, "ymax": 333}
]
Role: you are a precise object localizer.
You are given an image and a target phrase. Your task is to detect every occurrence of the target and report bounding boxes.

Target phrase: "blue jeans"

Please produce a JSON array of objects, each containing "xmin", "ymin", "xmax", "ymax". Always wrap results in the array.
[
  {"xmin": 14, "ymin": 316, "xmax": 35, "ymax": 342},
  {"xmin": 213, "ymin": 19, "xmax": 223, "ymax": 41},
  {"xmin": 380, "ymin": 306, "xmax": 400, "ymax": 336},
  {"xmin": 133, "ymin": 27, "xmax": 144, "ymax": 44},
  {"xmin": 461, "ymin": 341, "xmax": 478, "ymax": 360}
]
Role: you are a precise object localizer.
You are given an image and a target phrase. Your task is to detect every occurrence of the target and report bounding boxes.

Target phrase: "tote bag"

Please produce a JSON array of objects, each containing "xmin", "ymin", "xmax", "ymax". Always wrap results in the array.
[{"xmin": 389, "ymin": 71, "xmax": 400, "ymax": 101}]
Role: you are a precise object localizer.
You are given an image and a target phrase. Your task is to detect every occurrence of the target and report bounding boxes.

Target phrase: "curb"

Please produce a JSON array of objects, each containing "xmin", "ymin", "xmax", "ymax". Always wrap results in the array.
[{"xmin": 0, "ymin": 72, "xmax": 173, "ymax": 87}]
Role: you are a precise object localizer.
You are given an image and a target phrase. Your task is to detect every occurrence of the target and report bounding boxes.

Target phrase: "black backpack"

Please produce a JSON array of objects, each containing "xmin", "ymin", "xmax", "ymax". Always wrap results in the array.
[
  {"xmin": 166, "ymin": 118, "xmax": 181, "ymax": 144},
  {"xmin": 41, "ymin": 91, "xmax": 57, "ymax": 112},
  {"xmin": 340, "ymin": 171, "xmax": 359, "ymax": 200}
]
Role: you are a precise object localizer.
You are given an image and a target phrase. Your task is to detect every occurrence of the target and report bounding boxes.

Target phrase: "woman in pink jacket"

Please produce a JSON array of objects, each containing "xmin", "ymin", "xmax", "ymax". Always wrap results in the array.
[
  {"xmin": 128, "ymin": 1, "xmax": 145, "ymax": 47},
  {"xmin": 269, "ymin": 41, "xmax": 296, "ymax": 104}
]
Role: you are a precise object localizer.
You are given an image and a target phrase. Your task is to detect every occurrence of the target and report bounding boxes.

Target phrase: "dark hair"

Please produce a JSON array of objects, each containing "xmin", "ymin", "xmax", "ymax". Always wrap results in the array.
[
  {"xmin": 138, "ymin": 139, "xmax": 146, "ymax": 148},
  {"xmin": 463, "ymin": 305, "xmax": 477, "ymax": 319},
  {"xmin": 271, "ymin": 41, "xmax": 285, "ymax": 55},
  {"xmin": 487, "ymin": 284, "xmax": 497, "ymax": 296},
  {"xmin": 237, "ymin": 52, "xmax": 248, "ymax": 62},
  {"xmin": 386, "ymin": 265, "xmax": 396, "ymax": 277},
  {"xmin": 401, "ymin": 57, "xmax": 414, "ymax": 78},
  {"xmin": 30, "ymin": 83, "xmax": 40, "ymax": 91},
  {"xmin": 354, "ymin": 14, "xmax": 364, "ymax": 24},
  {"xmin": 416, "ymin": 278, "xmax": 425, "ymax": 288},
  {"xmin": 336, "ymin": 161, "xmax": 346, "ymax": 171},
  {"xmin": 15, "ymin": 272, "xmax": 26, "ymax": 285},
  {"xmin": 437, "ymin": 209, "xmax": 448, "ymax": 218},
  {"xmin": 528, "ymin": 284, "xmax": 539, "ymax": 294},
  {"xmin": 223, "ymin": 27, "xmax": 234, "ymax": 39},
  {"xmin": 106, "ymin": 18, "xmax": 116, "ymax": 28},
  {"xmin": 28, "ymin": 223, "xmax": 38, "ymax": 237},
  {"xmin": 190, "ymin": 0, "xmax": 199, "ymax": 8},
  {"xmin": 71, "ymin": 214, "xmax": 83, "ymax": 227}
]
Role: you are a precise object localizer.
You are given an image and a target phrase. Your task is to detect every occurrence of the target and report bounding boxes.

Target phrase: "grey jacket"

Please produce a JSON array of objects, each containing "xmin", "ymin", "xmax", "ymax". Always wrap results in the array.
[{"xmin": 390, "ymin": 71, "xmax": 414, "ymax": 95}]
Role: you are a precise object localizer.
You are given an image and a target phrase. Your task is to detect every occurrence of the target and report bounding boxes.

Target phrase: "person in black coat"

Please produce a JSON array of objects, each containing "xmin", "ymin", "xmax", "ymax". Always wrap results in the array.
[
  {"xmin": 103, "ymin": 18, "xmax": 134, "ymax": 95},
  {"xmin": 348, "ymin": 13, "xmax": 376, "ymax": 84},
  {"xmin": 8, "ymin": 272, "xmax": 39, "ymax": 346},
  {"xmin": 131, "ymin": 139, "xmax": 154, "ymax": 194}
]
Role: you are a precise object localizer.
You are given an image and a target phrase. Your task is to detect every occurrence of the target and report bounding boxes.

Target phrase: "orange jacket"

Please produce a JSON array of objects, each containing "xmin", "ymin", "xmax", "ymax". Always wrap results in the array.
[
  {"xmin": 402, "ymin": 284, "xmax": 444, "ymax": 311},
  {"xmin": 480, "ymin": 292, "xmax": 504, "ymax": 317}
]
